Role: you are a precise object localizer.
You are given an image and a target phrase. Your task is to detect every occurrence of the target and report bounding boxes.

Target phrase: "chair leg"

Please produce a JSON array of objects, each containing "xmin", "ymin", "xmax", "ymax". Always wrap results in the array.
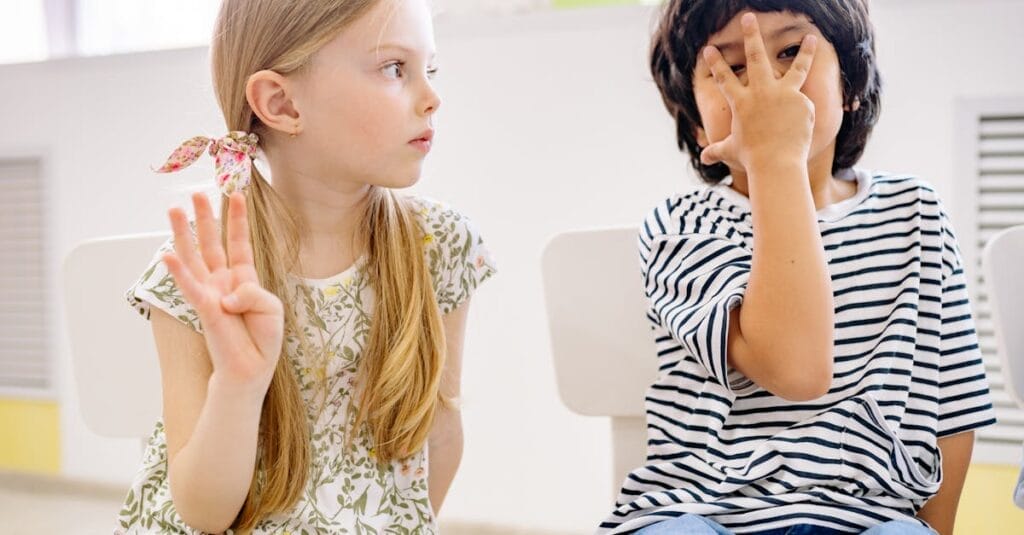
[{"xmin": 611, "ymin": 417, "xmax": 647, "ymax": 497}]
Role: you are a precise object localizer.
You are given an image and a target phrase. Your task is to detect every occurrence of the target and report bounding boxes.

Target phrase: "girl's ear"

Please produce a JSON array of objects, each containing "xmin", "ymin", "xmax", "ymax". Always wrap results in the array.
[
  {"xmin": 246, "ymin": 70, "xmax": 303, "ymax": 136},
  {"xmin": 844, "ymin": 97, "xmax": 861, "ymax": 112}
]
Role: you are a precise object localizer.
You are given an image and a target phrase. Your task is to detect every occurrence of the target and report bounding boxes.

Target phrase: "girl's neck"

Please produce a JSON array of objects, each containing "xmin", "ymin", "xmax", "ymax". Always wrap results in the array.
[{"xmin": 265, "ymin": 160, "xmax": 372, "ymax": 279}]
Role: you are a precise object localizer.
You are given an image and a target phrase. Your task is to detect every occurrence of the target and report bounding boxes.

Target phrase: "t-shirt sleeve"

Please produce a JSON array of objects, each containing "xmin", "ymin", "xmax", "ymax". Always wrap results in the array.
[
  {"xmin": 125, "ymin": 234, "xmax": 204, "ymax": 334},
  {"xmin": 415, "ymin": 198, "xmax": 497, "ymax": 316},
  {"xmin": 639, "ymin": 204, "xmax": 756, "ymax": 394},
  {"xmin": 935, "ymin": 210, "xmax": 996, "ymax": 437}
]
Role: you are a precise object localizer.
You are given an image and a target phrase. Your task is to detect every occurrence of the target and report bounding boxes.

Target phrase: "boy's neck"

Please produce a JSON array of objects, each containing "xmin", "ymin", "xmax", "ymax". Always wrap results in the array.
[{"xmin": 726, "ymin": 148, "xmax": 857, "ymax": 211}]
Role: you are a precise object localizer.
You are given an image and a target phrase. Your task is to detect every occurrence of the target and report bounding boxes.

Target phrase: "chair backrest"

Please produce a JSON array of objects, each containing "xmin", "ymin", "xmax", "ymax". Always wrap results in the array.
[
  {"xmin": 63, "ymin": 232, "xmax": 169, "ymax": 438},
  {"xmin": 541, "ymin": 227, "xmax": 658, "ymax": 493},
  {"xmin": 982, "ymin": 224, "xmax": 1024, "ymax": 410}
]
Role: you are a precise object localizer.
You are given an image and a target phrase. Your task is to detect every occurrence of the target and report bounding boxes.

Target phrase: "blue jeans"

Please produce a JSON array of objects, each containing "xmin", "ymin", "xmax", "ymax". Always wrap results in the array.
[{"xmin": 634, "ymin": 515, "xmax": 935, "ymax": 535}]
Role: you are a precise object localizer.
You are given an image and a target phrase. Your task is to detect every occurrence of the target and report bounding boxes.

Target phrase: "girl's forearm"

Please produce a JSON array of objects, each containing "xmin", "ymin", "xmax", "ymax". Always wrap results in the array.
[
  {"xmin": 168, "ymin": 378, "xmax": 266, "ymax": 533},
  {"xmin": 427, "ymin": 407, "xmax": 464, "ymax": 515}
]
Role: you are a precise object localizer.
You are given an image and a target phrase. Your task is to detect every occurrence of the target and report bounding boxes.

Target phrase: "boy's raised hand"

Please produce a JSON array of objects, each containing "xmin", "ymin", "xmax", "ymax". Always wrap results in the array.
[
  {"xmin": 700, "ymin": 13, "xmax": 819, "ymax": 172},
  {"xmin": 162, "ymin": 192, "xmax": 284, "ymax": 394}
]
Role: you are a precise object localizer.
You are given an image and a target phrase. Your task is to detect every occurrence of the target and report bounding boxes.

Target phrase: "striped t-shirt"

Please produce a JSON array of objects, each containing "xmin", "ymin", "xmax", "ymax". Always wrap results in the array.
[{"xmin": 599, "ymin": 170, "xmax": 996, "ymax": 534}]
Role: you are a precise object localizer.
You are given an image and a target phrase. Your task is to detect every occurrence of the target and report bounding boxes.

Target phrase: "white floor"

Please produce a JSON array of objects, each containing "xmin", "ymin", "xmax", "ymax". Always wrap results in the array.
[{"xmin": 0, "ymin": 476, "xmax": 579, "ymax": 535}]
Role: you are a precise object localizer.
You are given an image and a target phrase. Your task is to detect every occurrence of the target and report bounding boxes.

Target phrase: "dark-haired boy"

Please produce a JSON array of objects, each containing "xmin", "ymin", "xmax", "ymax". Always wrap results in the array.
[{"xmin": 601, "ymin": 2, "xmax": 995, "ymax": 534}]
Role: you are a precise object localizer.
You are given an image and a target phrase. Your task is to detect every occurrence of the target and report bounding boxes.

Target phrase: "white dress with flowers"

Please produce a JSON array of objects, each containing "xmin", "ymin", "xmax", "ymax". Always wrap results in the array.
[{"xmin": 115, "ymin": 196, "xmax": 496, "ymax": 535}]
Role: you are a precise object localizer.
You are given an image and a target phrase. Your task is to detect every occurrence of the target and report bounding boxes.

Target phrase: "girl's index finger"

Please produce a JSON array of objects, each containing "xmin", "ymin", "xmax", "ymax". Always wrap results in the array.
[
  {"xmin": 193, "ymin": 192, "xmax": 227, "ymax": 273},
  {"xmin": 783, "ymin": 34, "xmax": 818, "ymax": 89},
  {"xmin": 168, "ymin": 206, "xmax": 210, "ymax": 281},
  {"xmin": 740, "ymin": 12, "xmax": 774, "ymax": 84},
  {"xmin": 226, "ymin": 192, "xmax": 255, "ymax": 270}
]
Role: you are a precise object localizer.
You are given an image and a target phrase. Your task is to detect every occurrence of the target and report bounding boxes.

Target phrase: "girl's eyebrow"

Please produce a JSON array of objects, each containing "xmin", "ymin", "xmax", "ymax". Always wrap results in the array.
[
  {"xmin": 709, "ymin": 21, "xmax": 815, "ymax": 55},
  {"xmin": 369, "ymin": 43, "xmax": 436, "ymax": 60}
]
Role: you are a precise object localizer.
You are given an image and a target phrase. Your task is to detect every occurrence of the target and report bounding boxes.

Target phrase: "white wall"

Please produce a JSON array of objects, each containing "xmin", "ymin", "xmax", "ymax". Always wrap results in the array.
[{"xmin": 0, "ymin": 0, "xmax": 1022, "ymax": 532}]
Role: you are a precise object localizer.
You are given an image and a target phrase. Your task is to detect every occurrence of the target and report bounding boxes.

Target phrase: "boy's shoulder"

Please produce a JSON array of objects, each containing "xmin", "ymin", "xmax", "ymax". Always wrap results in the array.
[
  {"xmin": 863, "ymin": 171, "xmax": 951, "ymax": 221},
  {"xmin": 868, "ymin": 171, "xmax": 939, "ymax": 199},
  {"xmin": 640, "ymin": 170, "xmax": 947, "ymax": 241},
  {"xmin": 640, "ymin": 183, "xmax": 751, "ymax": 242}
]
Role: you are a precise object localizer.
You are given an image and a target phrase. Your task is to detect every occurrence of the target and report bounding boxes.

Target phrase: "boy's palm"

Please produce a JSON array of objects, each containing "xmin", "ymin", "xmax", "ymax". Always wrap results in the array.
[{"xmin": 700, "ymin": 13, "xmax": 819, "ymax": 171}]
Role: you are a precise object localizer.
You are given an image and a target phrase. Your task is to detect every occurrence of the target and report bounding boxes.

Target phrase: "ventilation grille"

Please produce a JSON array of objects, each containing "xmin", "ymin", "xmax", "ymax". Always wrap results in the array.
[
  {"xmin": 0, "ymin": 158, "xmax": 49, "ymax": 394},
  {"xmin": 969, "ymin": 112, "xmax": 1024, "ymax": 459}
]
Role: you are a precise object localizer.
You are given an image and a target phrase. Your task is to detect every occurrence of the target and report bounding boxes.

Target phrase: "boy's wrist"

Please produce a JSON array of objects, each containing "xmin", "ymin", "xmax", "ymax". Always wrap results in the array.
[{"xmin": 745, "ymin": 157, "xmax": 809, "ymax": 183}]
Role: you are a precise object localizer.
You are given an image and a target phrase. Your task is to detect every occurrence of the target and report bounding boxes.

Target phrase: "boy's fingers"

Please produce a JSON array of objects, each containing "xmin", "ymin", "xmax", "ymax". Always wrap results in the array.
[
  {"xmin": 784, "ymin": 34, "xmax": 818, "ymax": 88},
  {"xmin": 701, "ymin": 140, "xmax": 728, "ymax": 167},
  {"xmin": 740, "ymin": 12, "xmax": 773, "ymax": 83},
  {"xmin": 703, "ymin": 46, "xmax": 741, "ymax": 101}
]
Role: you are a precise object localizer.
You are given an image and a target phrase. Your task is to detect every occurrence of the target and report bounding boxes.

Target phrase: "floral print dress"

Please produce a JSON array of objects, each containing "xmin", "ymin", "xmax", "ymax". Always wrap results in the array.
[{"xmin": 116, "ymin": 197, "xmax": 496, "ymax": 534}]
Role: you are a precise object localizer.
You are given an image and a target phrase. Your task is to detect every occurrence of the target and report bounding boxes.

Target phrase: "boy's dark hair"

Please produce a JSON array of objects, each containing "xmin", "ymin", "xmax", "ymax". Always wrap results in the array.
[{"xmin": 650, "ymin": 0, "xmax": 882, "ymax": 184}]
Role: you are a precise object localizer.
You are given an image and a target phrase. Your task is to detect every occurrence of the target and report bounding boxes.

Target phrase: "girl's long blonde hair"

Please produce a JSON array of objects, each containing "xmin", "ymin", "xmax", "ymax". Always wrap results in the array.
[{"xmin": 209, "ymin": 0, "xmax": 446, "ymax": 531}]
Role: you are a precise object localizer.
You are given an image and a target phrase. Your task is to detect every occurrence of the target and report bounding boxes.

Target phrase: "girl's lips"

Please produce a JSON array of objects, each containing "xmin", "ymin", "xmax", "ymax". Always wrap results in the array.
[{"xmin": 409, "ymin": 138, "xmax": 432, "ymax": 153}]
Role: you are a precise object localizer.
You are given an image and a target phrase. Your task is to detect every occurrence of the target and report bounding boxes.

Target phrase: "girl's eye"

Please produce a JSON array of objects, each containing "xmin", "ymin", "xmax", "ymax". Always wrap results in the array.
[
  {"xmin": 383, "ymin": 62, "xmax": 403, "ymax": 79},
  {"xmin": 730, "ymin": 64, "xmax": 746, "ymax": 74},
  {"xmin": 779, "ymin": 44, "xmax": 802, "ymax": 60},
  {"xmin": 426, "ymin": 66, "xmax": 439, "ymax": 80}
]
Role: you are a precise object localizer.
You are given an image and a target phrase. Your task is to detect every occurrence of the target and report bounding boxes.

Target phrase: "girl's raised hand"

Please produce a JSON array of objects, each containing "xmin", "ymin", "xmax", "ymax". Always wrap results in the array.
[{"xmin": 162, "ymin": 192, "xmax": 284, "ymax": 393}]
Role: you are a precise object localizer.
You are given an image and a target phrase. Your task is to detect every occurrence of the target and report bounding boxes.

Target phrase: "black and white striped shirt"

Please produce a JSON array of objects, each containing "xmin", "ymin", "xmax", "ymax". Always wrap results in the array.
[{"xmin": 599, "ymin": 170, "xmax": 996, "ymax": 534}]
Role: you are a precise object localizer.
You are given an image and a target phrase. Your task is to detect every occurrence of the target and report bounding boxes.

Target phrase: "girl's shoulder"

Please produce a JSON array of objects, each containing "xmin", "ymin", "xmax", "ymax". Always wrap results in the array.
[
  {"xmin": 125, "ymin": 227, "xmax": 203, "ymax": 333},
  {"xmin": 406, "ymin": 195, "xmax": 468, "ymax": 226},
  {"xmin": 404, "ymin": 195, "xmax": 497, "ymax": 314}
]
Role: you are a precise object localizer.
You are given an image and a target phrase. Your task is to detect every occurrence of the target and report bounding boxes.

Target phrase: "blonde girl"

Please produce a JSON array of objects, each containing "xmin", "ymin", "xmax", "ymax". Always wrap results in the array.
[{"xmin": 116, "ymin": 0, "xmax": 495, "ymax": 533}]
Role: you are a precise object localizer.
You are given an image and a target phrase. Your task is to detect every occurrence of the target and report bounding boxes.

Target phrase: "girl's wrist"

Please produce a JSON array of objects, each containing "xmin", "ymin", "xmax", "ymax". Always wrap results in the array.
[{"xmin": 207, "ymin": 370, "xmax": 273, "ymax": 407}]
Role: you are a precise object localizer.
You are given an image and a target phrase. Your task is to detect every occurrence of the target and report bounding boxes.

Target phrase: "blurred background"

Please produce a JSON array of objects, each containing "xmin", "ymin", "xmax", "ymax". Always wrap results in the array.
[{"xmin": 1, "ymin": 0, "xmax": 1023, "ymax": 533}]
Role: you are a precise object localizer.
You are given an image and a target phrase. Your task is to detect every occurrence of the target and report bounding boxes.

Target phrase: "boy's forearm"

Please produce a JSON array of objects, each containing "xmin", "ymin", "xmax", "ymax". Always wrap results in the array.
[
  {"xmin": 168, "ymin": 378, "xmax": 265, "ymax": 533},
  {"xmin": 740, "ymin": 161, "xmax": 835, "ymax": 393}
]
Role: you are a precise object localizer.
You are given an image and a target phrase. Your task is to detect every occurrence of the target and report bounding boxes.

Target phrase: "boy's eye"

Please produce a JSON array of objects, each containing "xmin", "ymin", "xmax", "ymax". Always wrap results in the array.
[
  {"xmin": 779, "ymin": 44, "xmax": 802, "ymax": 60},
  {"xmin": 730, "ymin": 64, "xmax": 746, "ymax": 74},
  {"xmin": 427, "ymin": 66, "xmax": 439, "ymax": 80},
  {"xmin": 382, "ymin": 62, "xmax": 403, "ymax": 79}
]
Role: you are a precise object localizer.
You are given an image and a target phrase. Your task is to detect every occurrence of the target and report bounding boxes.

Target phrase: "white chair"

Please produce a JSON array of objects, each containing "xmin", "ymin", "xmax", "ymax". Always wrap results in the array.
[
  {"xmin": 63, "ymin": 232, "xmax": 170, "ymax": 440},
  {"xmin": 981, "ymin": 225, "xmax": 1024, "ymax": 509},
  {"xmin": 982, "ymin": 225, "xmax": 1024, "ymax": 411},
  {"xmin": 541, "ymin": 227, "xmax": 658, "ymax": 495}
]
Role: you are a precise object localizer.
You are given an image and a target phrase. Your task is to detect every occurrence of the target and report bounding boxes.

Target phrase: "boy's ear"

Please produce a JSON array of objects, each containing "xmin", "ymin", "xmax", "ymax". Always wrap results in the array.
[
  {"xmin": 696, "ymin": 126, "xmax": 709, "ymax": 148},
  {"xmin": 246, "ymin": 70, "xmax": 302, "ymax": 136}
]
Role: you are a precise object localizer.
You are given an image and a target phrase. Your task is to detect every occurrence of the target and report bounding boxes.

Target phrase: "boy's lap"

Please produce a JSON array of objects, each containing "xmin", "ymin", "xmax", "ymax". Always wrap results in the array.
[
  {"xmin": 633, "ymin": 515, "xmax": 731, "ymax": 535},
  {"xmin": 633, "ymin": 516, "xmax": 934, "ymax": 535}
]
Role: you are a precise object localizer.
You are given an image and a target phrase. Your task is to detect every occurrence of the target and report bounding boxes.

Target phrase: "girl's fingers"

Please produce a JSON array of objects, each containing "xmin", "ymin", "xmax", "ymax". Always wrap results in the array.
[
  {"xmin": 221, "ymin": 281, "xmax": 283, "ymax": 317},
  {"xmin": 162, "ymin": 252, "xmax": 208, "ymax": 309},
  {"xmin": 783, "ymin": 34, "xmax": 818, "ymax": 89},
  {"xmin": 192, "ymin": 192, "xmax": 227, "ymax": 273},
  {"xmin": 226, "ymin": 192, "xmax": 255, "ymax": 271},
  {"xmin": 168, "ymin": 207, "xmax": 210, "ymax": 280}
]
